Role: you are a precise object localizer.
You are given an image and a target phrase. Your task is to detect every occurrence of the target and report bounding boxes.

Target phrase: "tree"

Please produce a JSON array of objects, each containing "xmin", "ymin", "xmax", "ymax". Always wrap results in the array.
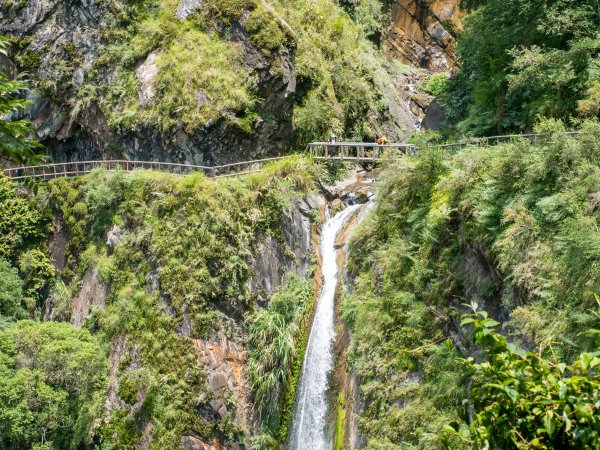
[
  {"xmin": 0, "ymin": 36, "xmax": 44, "ymax": 165},
  {"xmin": 0, "ymin": 257, "xmax": 24, "ymax": 319},
  {"xmin": 447, "ymin": 307, "xmax": 600, "ymax": 449},
  {"xmin": 445, "ymin": 0, "xmax": 600, "ymax": 135},
  {"xmin": 0, "ymin": 175, "xmax": 47, "ymax": 260},
  {"xmin": 0, "ymin": 321, "xmax": 107, "ymax": 449}
]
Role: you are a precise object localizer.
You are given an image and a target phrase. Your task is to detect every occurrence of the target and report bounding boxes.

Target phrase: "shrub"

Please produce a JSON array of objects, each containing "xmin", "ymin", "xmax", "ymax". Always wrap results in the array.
[
  {"xmin": 246, "ymin": 274, "xmax": 312, "ymax": 435},
  {"xmin": 154, "ymin": 28, "xmax": 257, "ymax": 133},
  {"xmin": 0, "ymin": 258, "xmax": 23, "ymax": 318},
  {"xmin": 0, "ymin": 321, "xmax": 107, "ymax": 449},
  {"xmin": 449, "ymin": 308, "xmax": 600, "ymax": 449},
  {"xmin": 18, "ymin": 248, "xmax": 55, "ymax": 307},
  {"xmin": 246, "ymin": 3, "xmax": 290, "ymax": 54},
  {"xmin": 0, "ymin": 176, "xmax": 47, "ymax": 260},
  {"xmin": 421, "ymin": 72, "xmax": 449, "ymax": 98}
]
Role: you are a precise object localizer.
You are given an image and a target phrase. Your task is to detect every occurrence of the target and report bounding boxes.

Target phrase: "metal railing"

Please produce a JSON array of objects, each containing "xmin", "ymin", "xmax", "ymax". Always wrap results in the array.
[
  {"xmin": 307, "ymin": 131, "xmax": 583, "ymax": 160},
  {"xmin": 3, "ymin": 132, "xmax": 585, "ymax": 182},
  {"xmin": 3, "ymin": 157, "xmax": 292, "ymax": 182},
  {"xmin": 307, "ymin": 142, "xmax": 416, "ymax": 161},
  {"xmin": 422, "ymin": 131, "xmax": 582, "ymax": 154}
]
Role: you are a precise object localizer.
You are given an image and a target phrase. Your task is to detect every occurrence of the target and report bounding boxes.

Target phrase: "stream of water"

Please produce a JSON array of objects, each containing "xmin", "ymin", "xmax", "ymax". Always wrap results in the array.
[{"xmin": 289, "ymin": 204, "xmax": 361, "ymax": 450}]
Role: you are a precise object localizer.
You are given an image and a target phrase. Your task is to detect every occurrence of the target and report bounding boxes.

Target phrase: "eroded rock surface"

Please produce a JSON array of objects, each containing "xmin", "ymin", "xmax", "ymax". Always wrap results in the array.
[
  {"xmin": 193, "ymin": 335, "xmax": 252, "ymax": 442},
  {"xmin": 0, "ymin": 0, "xmax": 298, "ymax": 165},
  {"xmin": 48, "ymin": 211, "xmax": 68, "ymax": 272},
  {"xmin": 181, "ymin": 436, "xmax": 228, "ymax": 450},
  {"xmin": 71, "ymin": 263, "xmax": 109, "ymax": 328},
  {"xmin": 249, "ymin": 194, "xmax": 324, "ymax": 299},
  {"xmin": 385, "ymin": 0, "xmax": 461, "ymax": 71}
]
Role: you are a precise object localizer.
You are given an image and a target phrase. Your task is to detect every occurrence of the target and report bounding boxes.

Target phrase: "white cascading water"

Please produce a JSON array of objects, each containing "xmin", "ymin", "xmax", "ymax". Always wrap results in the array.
[{"xmin": 289, "ymin": 204, "xmax": 361, "ymax": 450}]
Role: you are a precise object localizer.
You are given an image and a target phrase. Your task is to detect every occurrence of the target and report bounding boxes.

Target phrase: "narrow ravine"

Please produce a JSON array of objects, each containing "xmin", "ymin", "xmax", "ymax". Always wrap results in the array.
[{"xmin": 289, "ymin": 203, "xmax": 361, "ymax": 450}]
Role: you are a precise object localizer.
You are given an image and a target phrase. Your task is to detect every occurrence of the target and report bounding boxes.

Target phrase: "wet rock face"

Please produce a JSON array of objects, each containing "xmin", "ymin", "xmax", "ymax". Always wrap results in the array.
[
  {"xmin": 193, "ymin": 336, "xmax": 252, "ymax": 441},
  {"xmin": 71, "ymin": 263, "xmax": 109, "ymax": 328},
  {"xmin": 0, "ymin": 0, "xmax": 297, "ymax": 165},
  {"xmin": 384, "ymin": 0, "xmax": 461, "ymax": 71},
  {"xmin": 249, "ymin": 194, "xmax": 324, "ymax": 300},
  {"xmin": 48, "ymin": 212, "xmax": 68, "ymax": 272}
]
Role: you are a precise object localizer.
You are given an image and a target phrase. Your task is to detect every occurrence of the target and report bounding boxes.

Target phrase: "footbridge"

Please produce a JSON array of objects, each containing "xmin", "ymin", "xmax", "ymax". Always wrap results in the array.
[{"xmin": 3, "ymin": 132, "xmax": 580, "ymax": 182}]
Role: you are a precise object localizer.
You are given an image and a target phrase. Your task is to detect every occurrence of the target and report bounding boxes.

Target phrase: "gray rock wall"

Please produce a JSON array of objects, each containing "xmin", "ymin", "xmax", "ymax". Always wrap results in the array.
[
  {"xmin": 249, "ymin": 193, "xmax": 324, "ymax": 300},
  {"xmin": 0, "ymin": 0, "xmax": 298, "ymax": 165}
]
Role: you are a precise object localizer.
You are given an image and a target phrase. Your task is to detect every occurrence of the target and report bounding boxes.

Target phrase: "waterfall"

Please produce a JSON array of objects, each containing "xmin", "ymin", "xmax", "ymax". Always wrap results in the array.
[{"xmin": 289, "ymin": 204, "xmax": 361, "ymax": 450}]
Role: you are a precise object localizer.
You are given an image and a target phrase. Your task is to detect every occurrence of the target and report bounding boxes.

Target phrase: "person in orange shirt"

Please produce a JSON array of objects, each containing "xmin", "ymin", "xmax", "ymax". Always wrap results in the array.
[{"xmin": 376, "ymin": 135, "xmax": 389, "ymax": 145}]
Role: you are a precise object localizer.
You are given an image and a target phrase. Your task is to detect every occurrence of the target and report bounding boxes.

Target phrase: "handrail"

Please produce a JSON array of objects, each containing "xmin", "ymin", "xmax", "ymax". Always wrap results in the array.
[
  {"xmin": 306, "ymin": 142, "xmax": 415, "ymax": 160},
  {"xmin": 306, "ymin": 131, "xmax": 583, "ymax": 159},
  {"xmin": 4, "ymin": 131, "xmax": 585, "ymax": 182},
  {"xmin": 3, "ymin": 156, "xmax": 294, "ymax": 182},
  {"xmin": 423, "ymin": 131, "xmax": 582, "ymax": 151},
  {"xmin": 309, "ymin": 142, "xmax": 414, "ymax": 148}
]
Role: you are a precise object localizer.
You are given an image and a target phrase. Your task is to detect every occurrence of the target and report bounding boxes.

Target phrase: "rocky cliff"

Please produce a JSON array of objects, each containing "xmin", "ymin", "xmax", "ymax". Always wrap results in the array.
[
  {"xmin": 384, "ymin": 0, "xmax": 461, "ymax": 71},
  {"xmin": 1, "ymin": 0, "xmax": 424, "ymax": 165},
  {"xmin": 0, "ymin": 158, "xmax": 329, "ymax": 449}
]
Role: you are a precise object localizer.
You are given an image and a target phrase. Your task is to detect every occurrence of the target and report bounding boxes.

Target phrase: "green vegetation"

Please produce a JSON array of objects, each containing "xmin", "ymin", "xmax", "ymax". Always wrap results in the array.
[
  {"xmin": 344, "ymin": 120, "xmax": 600, "ymax": 448},
  {"xmin": 0, "ymin": 36, "xmax": 44, "ymax": 165},
  {"xmin": 339, "ymin": 0, "xmax": 388, "ymax": 42},
  {"xmin": 444, "ymin": 0, "xmax": 600, "ymax": 135},
  {"xmin": 276, "ymin": 0, "xmax": 395, "ymax": 143},
  {"xmin": 0, "ymin": 176, "xmax": 48, "ymax": 260},
  {"xmin": 0, "ymin": 156, "xmax": 320, "ymax": 448},
  {"xmin": 421, "ymin": 72, "xmax": 449, "ymax": 98},
  {"xmin": 98, "ymin": 0, "xmax": 260, "ymax": 134},
  {"xmin": 155, "ymin": 29, "xmax": 257, "ymax": 133},
  {"xmin": 9, "ymin": 0, "xmax": 407, "ymax": 147},
  {"xmin": 246, "ymin": 3, "xmax": 292, "ymax": 55},
  {"xmin": 334, "ymin": 391, "xmax": 346, "ymax": 450},
  {"xmin": 246, "ymin": 274, "xmax": 313, "ymax": 443},
  {"xmin": 0, "ymin": 321, "xmax": 107, "ymax": 449},
  {"xmin": 0, "ymin": 258, "xmax": 23, "ymax": 319},
  {"xmin": 446, "ymin": 307, "xmax": 600, "ymax": 449}
]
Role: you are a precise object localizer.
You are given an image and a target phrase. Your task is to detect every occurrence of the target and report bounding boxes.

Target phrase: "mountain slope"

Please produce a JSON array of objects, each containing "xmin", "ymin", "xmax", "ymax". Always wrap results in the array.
[{"xmin": 1, "ymin": 0, "xmax": 424, "ymax": 164}]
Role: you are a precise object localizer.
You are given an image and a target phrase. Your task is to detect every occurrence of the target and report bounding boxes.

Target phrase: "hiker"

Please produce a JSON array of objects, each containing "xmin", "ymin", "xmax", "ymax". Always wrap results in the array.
[
  {"xmin": 376, "ymin": 135, "xmax": 389, "ymax": 145},
  {"xmin": 327, "ymin": 133, "xmax": 339, "ymax": 157}
]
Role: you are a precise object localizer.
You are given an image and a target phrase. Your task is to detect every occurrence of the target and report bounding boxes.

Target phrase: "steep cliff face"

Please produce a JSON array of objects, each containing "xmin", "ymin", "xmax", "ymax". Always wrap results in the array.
[
  {"xmin": 384, "ymin": 0, "xmax": 461, "ymax": 71},
  {"xmin": 1, "ymin": 0, "xmax": 423, "ymax": 164},
  {"xmin": 1, "ymin": 0, "xmax": 298, "ymax": 164},
  {"xmin": 0, "ymin": 156, "xmax": 332, "ymax": 449}
]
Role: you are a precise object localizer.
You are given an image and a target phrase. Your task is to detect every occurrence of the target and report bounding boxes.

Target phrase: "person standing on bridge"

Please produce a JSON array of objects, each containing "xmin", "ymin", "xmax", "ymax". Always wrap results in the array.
[{"xmin": 376, "ymin": 135, "xmax": 389, "ymax": 145}]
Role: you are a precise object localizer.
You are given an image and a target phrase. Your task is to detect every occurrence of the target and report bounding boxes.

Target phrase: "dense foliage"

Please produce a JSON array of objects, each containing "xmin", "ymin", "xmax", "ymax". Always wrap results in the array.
[
  {"xmin": 278, "ymin": 0, "xmax": 397, "ymax": 143},
  {"xmin": 0, "ymin": 321, "xmax": 106, "ymax": 450},
  {"xmin": 0, "ymin": 157, "xmax": 320, "ymax": 449},
  {"xmin": 444, "ymin": 0, "xmax": 600, "ymax": 135},
  {"xmin": 0, "ymin": 37, "xmax": 44, "ymax": 166},
  {"xmin": 344, "ymin": 120, "xmax": 600, "ymax": 448},
  {"xmin": 246, "ymin": 274, "xmax": 313, "ymax": 445},
  {"xmin": 448, "ymin": 308, "xmax": 600, "ymax": 449}
]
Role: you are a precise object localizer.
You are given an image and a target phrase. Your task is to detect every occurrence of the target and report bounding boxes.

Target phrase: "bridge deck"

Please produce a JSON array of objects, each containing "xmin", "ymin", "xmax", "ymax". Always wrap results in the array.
[{"xmin": 3, "ymin": 132, "xmax": 581, "ymax": 182}]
